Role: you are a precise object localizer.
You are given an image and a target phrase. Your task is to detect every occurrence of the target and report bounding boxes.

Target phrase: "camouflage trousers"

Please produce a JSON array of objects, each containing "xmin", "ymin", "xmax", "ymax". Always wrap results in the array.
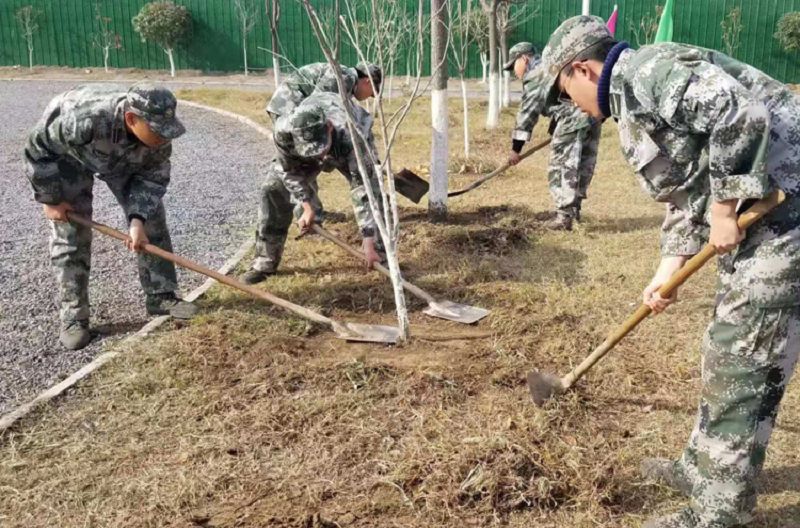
[
  {"xmin": 49, "ymin": 162, "xmax": 178, "ymax": 323},
  {"xmin": 674, "ymin": 233, "xmax": 800, "ymax": 527},
  {"xmin": 547, "ymin": 120, "xmax": 601, "ymax": 217},
  {"xmin": 253, "ymin": 165, "xmax": 323, "ymax": 273}
]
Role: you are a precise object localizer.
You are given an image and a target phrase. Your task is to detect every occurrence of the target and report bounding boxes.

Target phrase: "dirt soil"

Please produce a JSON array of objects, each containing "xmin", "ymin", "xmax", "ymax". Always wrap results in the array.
[{"xmin": 1, "ymin": 89, "xmax": 799, "ymax": 528}]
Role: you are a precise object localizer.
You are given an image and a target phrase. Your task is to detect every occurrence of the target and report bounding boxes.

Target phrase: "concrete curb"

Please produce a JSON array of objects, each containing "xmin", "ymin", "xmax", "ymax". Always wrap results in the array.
[{"xmin": 0, "ymin": 99, "xmax": 272, "ymax": 434}]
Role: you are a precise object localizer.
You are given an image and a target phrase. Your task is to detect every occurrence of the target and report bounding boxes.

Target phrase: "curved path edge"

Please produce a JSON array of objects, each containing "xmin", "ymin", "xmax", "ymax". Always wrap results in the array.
[{"xmin": 0, "ymin": 100, "xmax": 272, "ymax": 434}]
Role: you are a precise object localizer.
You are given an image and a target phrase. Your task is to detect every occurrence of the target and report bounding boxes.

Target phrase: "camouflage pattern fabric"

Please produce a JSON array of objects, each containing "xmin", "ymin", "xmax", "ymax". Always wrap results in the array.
[
  {"xmin": 543, "ymin": 16, "xmax": 800, "ymax": 527},
  {"xmin": 24, "ymin": 84, "xmax": 180, "ymax": 323},
  {"xmin": 513, "ymin": 61, "xmax": 600, "ymax": 217},
  {"xmin": 266, "ymin": 62, "xmax": 358, "ymax": 123},
  {"xmin": 252, "ymin": 92, "xmax": 383, "ymax": 272}
]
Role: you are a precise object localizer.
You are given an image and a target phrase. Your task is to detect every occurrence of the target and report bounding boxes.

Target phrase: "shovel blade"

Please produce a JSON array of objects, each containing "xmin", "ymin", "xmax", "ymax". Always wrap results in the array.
[
  {"xmin": 395, "ymin": 169, "xmax": 429, "ymax": 204},
  {"xmin": 527, "ymin": 370, "xmax": 567, "ymax": 406},
  {"xmin": 423, "ymin": 300, "xmax": 490, "ymax": 324},
  {"xmin": 335, "ymin": 322, "xmax": 401, "ymax": 344}
]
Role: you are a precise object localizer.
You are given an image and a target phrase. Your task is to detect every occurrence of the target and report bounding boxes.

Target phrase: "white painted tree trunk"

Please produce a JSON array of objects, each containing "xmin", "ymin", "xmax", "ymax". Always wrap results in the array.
[
  {"xmin": 387, "ymin": 54, "xmax": 394, "ymax": 99},
  {"xmin": 430, "ymin": 0, "xmax": 448, "ymax": 220},
  {"xmin": 480, "ymin": 53, "xmax": 488, "ymax": 83},
  {"xmin": 459, "ymin": 77, "xmax": 470, "ymax": 159},
  {"xmin": 582, "ymin": 0, "xmax": 591, "ymax": 15},
  {"xmin": 272, "ymin": 57, "xmax": 281, "ymax": 85},
  {"xmin": 502, "ymin": 70, "xmax": 511, "ymax": 108},
  {"xmin": 166, "ymin": 48, "xmax": 176, "ymax": 77},
  {"xmin": 103, "ymin": 46, "xmax": 110, "ymax": 72},
  {"xmin": 27, "ymin": 42, "xmax": 33, "ymax": 70},
  {"xmin": 243, "ymin": 37, "xmax": 249, "ymax": 76},
  {"xmin": 486, "ymin": 71, "xmax": 499, "ymax": 128}
]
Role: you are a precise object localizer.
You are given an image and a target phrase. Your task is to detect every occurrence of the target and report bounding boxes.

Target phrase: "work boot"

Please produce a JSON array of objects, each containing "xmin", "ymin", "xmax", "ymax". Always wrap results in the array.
[
  {"xmin": 545, "ymin": 212, "xmax": 573, "ymax": 231},
  {"xmin": 241, "ymin": 268, "xmax": 275, "ymax": 285},
  {"xmin": 640, "ymin": 458, "xmax": 692, "ymax": 496},
  {"xmin": 60, "ymin": 320, "xmax": 92, "ymax": 350},
  {"xmin": 146, "ymin": 292, "xmax": 198, "ymax": 319}
]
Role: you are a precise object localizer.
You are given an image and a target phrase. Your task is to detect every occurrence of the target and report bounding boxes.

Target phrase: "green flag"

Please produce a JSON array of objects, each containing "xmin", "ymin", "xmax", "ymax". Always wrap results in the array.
[{"xmin": 654, "ymin": 0, "xmax": 674, "ymax": 43}]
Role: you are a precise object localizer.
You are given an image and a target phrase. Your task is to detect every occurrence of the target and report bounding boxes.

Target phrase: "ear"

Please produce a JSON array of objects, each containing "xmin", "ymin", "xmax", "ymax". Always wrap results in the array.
[
  {"xmin": 124, "ymin": 111, "xmax": 138, "ymax": 127},
  {"xmin": 572, "ymin": 61, "xmax": 592, "ymax": 79}
]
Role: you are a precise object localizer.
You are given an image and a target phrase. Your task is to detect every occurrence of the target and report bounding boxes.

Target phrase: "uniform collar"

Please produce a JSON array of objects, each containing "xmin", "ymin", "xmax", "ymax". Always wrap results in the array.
[{"xmin": 598, "ymin": 41, "xmax": 630, "ymax": 119}]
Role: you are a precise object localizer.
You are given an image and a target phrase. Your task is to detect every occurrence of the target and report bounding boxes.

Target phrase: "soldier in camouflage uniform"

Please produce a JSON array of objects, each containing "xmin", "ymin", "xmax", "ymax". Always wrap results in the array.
[
  {"xmin": 505, "ymin": 41, "xmax": 602, "ymax": 231},
  {"xmin": 25, "ymin": 84, "xmax": 197, "ymax": 350},
  {"xmin": 540, "ymin": 15, "xmax": 800, "ymax": 528},
  {"xmin": 266, "ymin": 62, "xmax": 382, "ymax": 123},
  {"xmin": 241, "ymin": 91, "xmax": 384, "ymax": 284}
]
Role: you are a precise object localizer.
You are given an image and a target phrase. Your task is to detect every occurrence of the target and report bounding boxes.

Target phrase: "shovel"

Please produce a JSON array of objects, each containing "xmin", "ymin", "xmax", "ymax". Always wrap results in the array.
[
  {"xmin": 448, "ymin": 138, "xmax": 552, "ymax": 198},
  {"xmin": 311, "ymin": 224, "xmax": 490, "ymax": 324},
  {"xmin": 67, "ymin": 213, "xmax": 401, "ymax": 344},
  {"xmin": 394, "ymin": 168, "xmax": 430, "ymax": 204},
  {"xmin": 527, "ymin": 189, "xmax": 786, "ymax": 406}
]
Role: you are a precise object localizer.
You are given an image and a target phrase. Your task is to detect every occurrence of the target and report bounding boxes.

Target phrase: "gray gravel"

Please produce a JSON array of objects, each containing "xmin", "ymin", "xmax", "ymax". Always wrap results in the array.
[{"xmin": 0, "ymin": 80, "xmax": 272, "ymax": 415}]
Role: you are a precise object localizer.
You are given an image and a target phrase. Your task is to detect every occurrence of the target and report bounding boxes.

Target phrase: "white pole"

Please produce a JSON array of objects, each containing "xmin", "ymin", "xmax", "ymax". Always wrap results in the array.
[{"xmin": 582, "ymin": 0, "xmax": 591, "ymax": 15}]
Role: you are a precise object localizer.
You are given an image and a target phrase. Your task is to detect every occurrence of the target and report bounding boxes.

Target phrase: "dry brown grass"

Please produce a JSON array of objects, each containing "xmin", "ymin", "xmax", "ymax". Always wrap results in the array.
[{"xmin": 2, "ymin": 89, "xmax": 799, "ymax": 527}]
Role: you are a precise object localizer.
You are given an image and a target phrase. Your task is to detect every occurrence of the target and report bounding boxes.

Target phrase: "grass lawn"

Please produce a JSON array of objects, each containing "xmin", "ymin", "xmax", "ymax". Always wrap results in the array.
[{"xmin": 2, "ymin": 88, "xmax": 799, "ymax": 527}]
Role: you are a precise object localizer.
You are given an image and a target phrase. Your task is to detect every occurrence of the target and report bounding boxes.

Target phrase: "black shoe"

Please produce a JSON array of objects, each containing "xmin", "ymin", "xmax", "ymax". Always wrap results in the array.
[
  {"xmin": 241, "ymin": 269, "xmax": 274, "ymax": 285},
  {"xmin": 60, "ymin": 320, "xmax": 92, "ymax": 350},
  {"xmin": 146, "ymin": 293, "xmax": 198, "ymax": 319}
]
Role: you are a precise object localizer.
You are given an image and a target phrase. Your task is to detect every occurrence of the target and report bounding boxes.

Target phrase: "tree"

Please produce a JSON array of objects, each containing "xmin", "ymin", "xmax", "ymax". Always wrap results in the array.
[
  {"xmin": 479, "ymin": 0, "xmax": 500, "ymax": 128},
  {"xmin": 233, "ymin": 0, "xmax": 257, "ymax": 76},
  {"xmin": 465, "ymin": 8, "xmax": 490, "ymax": 83},
  {"xmin": 92, "ymin": 2, "xmax": 122, "ymax": 73},
  {"xmin": 300, "ymin": 0, "xmax": 447, "ymax": 340},
  {"xmin": 15, "ymin": 5, "xmax": 42, "ymax": 70},
  {"xmin": 132, "ymin": 1, "xmax": 191, "ymax": 78},
  {"xmin": 721, "ymin": 6, "xmax": 743, "ymax": 58},
  {"xmin": 775, "ymin": 12, "xmax": 800, "ymax": 53},
  {"xmin": 497, "ymin": 0, "xmax": 536, "ymax": 108},
  {"xmin": 429, "ymin": 0, "xmax": 449, "ymax": 221},
  {"xmin": 267, "ymin": 0, "xmax": 281, "ymax": 85},
  {"xmin": 629, "ymin": 5, "xmax": 661, "ymax": 47},
  {"xmin": 449, "ymin": 0, "xmax": 479, "ymax": 159}
]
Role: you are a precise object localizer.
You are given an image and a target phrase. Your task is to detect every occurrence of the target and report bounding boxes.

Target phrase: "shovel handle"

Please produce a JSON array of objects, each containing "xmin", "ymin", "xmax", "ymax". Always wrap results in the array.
[
  {"xmin": 310, "ymin": 224, "xmax": 437, "ymax": 304},
  {"xmin": 448, "ymin": 138, "xmax": 552, "ymax": 198},
  {"xmin": 562, "ymin": 189, "xmax": 786, "ymax": 388},
  {"xmin": 67, "ymin": 213, "xmax": 336, "ymax": 328}
]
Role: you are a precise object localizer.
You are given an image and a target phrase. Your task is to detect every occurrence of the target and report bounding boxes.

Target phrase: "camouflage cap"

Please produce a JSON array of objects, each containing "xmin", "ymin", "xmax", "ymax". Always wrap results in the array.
[
  {"xmin": 503, "ymin": 42, "xmax": 538, "ymax": 71},
  {"xmin": 540, "ymin": 16, "xmax": 613, "ymax": 97},
  {"xmin": 286, "ymin": 102, "xmax": 331, "ymax": 158},
  {"xmin": 355, "ymin": 62, "xmax": 382, "ymax": 87},
  {"xmin": 126, "ymin": 83, "xmax": 186, "ymax": 139}
]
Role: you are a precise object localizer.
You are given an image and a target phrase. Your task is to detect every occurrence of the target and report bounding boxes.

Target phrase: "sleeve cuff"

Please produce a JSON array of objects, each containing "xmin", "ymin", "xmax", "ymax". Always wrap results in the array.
[
  {"xmin": 512, "ymin": 130, "xmax": 531, "ymax": 142},
  {"xmin": 511, "ymin": 140, "xmax": 525, "ymax": 153},
  {"xmin": 34, "ymin": 193, "xmax": 62, "ymax": 206},
  {"xmin": 361, "ymin": 227, "xmax": 376, "ymax": 238},
  {"xmin": 128, "ymin": 213, "xmax": 146, "ymax": 224},
  {"xmin": 710, "ymin": 171, "xmax": 772, "ymax": 202}
]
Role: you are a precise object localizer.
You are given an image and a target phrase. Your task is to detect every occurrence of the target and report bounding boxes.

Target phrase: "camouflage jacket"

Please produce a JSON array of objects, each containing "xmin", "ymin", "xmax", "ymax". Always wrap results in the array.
[
  {"xmin": 266, "ymin": 62, "xmax": 358, "ymax": 122},
  {"xmin": 275, "ymin": 92, "xmax": 381, "ymax": 238},
  {"xmin": 24, "ymin": 85, "xmax": 172, "ymax": 221},
  {"xmin": 608, "ymin": 43, "xmax": 800, "ymax": 302},
  {"xmin": 513, "ymin": 60, "xmax": 594, "ymax": 143}
]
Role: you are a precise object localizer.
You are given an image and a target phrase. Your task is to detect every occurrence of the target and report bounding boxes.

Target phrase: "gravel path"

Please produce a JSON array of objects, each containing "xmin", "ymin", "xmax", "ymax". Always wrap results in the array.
[{"xmin": 0, "ymin": 81, "xmax": 272, "ymax": 415}]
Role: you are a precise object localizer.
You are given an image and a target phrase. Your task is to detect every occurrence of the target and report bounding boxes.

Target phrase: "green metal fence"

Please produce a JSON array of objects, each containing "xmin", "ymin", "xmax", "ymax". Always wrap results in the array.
[{"xmin": 1, "ymin": 1, "xmax": 800, "ymax": 82}]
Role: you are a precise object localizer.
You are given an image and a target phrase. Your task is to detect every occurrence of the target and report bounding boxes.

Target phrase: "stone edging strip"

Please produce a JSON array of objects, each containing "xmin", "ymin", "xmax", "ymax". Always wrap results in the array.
[{"xmin": 0, "ymin": 99, "xmax": 272, "ymax": 434}]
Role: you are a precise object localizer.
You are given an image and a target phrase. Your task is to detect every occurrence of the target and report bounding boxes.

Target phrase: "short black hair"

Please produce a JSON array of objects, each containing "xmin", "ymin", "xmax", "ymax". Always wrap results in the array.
[{"xmin": 562, "ymin": 39, "xmax": 617, "ymax": 77}]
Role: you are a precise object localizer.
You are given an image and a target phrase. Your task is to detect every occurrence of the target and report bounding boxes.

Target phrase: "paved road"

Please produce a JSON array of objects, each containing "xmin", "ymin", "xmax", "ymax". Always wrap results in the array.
[{"xmin": 0, "ymin": 80, "xmax": 272, "ymax": 414}]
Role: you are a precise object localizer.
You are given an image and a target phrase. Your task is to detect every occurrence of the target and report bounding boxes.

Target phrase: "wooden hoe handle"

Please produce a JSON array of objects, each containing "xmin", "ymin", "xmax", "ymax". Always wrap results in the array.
[
  {"xmin": 67, "ymin": 213, "xmax": 335, "ymax": 327},
  {"xmin": 562, "ymin": 189, "xmax": 787, "ymax": 388}
]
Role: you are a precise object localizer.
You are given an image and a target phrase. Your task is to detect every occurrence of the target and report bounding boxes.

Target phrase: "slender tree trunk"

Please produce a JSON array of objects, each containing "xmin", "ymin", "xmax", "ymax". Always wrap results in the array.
[
  {"xmin": 460, "ymin": 75, "xmax": 470, "ymax": 159},
  {"xmin": 243, "ymin": 35, "xmax": 249, "ymax": 76},
  {"xmin": 486, "ymin": 2, "xmax": 499, "ymax": 128},
  {"xmin": 103, "ymin": 46, "xmax": 110, "ymax": 72},
  {"xmin": 387, "ymin": 51, "xmax": 395, "ymax": 99},
  {"xmin": 429, "ymin": 0, "xmax": 449, "ymax": 221},
  {"xmin": 269, "ymin": 0, "xmax": 281, "ymax": 85},
  {"xmin": 27, "ymin": 40, "xmax": 34, "ymax": 70},
  {"xmin": 480, "ymin": 52, "xmax": 488, "ymax": 83},
  {"xmin": 165, "ymin": 48, "xmax": 176, "ymax": 77}
]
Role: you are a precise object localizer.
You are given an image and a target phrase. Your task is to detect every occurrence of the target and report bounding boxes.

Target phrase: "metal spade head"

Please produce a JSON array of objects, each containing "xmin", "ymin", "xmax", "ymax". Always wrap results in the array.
[
  {"xmin": 394, "ymin": 169, "xmax": 430, "ymax": 204},
  {"xmin": 423, "ymin": 300, "xmax": 490, "ymax": 324},
  {"xmin": 334, "ymin": 322, "xmax": 401, "ymax": 344},
  {"xmin": 527, "ymin": 370, "xmax": 567, "ymax": 406}
]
